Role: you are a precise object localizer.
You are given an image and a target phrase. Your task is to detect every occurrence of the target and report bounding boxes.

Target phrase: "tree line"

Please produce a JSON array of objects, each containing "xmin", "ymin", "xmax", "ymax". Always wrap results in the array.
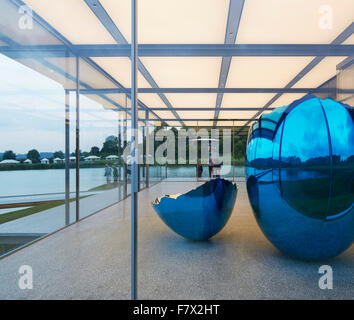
[
  {"xmin": 1, "ymin": 129, "xmax": 247, "ymax": 164},
  {"xmin": 1, "ymin": 135, "xmax": 123, "ymax": 163}
]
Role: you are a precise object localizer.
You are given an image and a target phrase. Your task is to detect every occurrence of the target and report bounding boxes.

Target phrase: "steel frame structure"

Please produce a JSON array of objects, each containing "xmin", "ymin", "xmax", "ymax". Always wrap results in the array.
[{"xmin": 1, "ymin": 0, "xmax": 353, "ymax": 300}]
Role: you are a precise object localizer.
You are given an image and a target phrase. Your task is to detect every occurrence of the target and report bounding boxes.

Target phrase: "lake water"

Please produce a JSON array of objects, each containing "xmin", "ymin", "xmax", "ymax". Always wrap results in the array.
[
  {"xmin": 0, "ymin": 168, "xmax": 106, "ymax": 198},
  {"xmin": 0, "ymin": 166, "xmax": 245, "ymax": 198}
]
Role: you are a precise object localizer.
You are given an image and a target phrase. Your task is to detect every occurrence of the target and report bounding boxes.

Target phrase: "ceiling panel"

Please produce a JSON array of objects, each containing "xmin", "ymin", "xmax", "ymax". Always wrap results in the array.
[
  {"xmin": 227, "ymin": 57, "xmax": 314, "ymax": 88},
  {"xmin": 294, "ymin": 57, "xmax": 348, "ymax": 88},
  {"xmin": 166, "ymin": 121, "xmax": 181, "ymax": 127},
  {"xmin": 154, "ymin": 110, "xmax": 176, "ymax": 120},
  {"xmin": 17, "ymin": 58, "xmax": 77, "ymax": 90},
  {"xmin": 1, "ymin": 0, "xmax": 61, "ymax": 45},
  {"xmin": 139, "ymin": 57, "xmax": 221, "ymax": 88},
  {"xmin": 105, "ymin": 94, "xmax": 126, "ymax": 108},
  {"xmin": 216, "ymin": 120, "xmax": 249, "ymax": 127},
  {"xmin": 237, "ymin": 0, "xmax": 354, "ymax": 44},
  {"xmin": 165, "ymin": 93, "xmax": 217, "ymax": 108},
  {"xmin": 45, "ymin": 58, "xmax": 120, "ymax": 90},
  {"xmin": 92, "ymin": 57, "xmax": 151, "ymax": 89},
  {"xmin": 138, "ymin": 93, "xmax": 166, "ymax": 109},
  {"xmin": 101, "ymin": 0, "xmax": 229, "ymax": 44},
  {"xmin": 221, "ymin": 93, "xmax": 275, "ymax": 107},
  {"xmin": 268, "ymin": 93, "xmax": 306, "ymax": 108},
  {"xmin": 194, "ymin": 121, "xmax": 214, "ymax": 127},
  {"xmin": 342, "ymin": 34, "xmax": 354, "ymax": 45},
  {"xmin": 176, "ymin": 110, "xmax": 215, "ymax": 119},
  {"xmin": 218, "ymin": 110, "xmax": 260, "ymax": 119},
  {"xmin": 232, "ymin": 121, "xmax": 250, "ymax": 127},
  {"xmin": 24, "ymin": 0, "xmax": 116, "ymax": 44}
]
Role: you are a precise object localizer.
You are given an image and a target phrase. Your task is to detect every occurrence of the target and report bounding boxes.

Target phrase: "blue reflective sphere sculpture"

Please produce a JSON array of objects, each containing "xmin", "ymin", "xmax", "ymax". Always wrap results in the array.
[
  {"xmin": 246, "ymin": 95, "xmax": 354, "ymax": 260},
  {"xmin": 152, "ymin": 178, "xmax": 237, "ymax": 240}
]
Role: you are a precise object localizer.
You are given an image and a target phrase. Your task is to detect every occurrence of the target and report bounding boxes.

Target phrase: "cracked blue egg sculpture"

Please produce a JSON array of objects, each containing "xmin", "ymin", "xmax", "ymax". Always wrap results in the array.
[
  {"xmin": 246, "ymin": 94, "xmax": 354, "ymax": 261},
  {"xmin": 152, "ymin": 178, "xmax": 237, "ymax": 240}
]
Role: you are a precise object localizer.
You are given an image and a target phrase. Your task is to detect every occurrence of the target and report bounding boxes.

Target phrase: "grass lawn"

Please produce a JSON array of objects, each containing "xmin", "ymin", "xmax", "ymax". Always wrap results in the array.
[
  {"xmin": 0, "ymin": 196, "xmax": 89, "ymax": 225},
  {"xmin": 88, "ymin": 182, "xmax": 123, "ymax": 191}
]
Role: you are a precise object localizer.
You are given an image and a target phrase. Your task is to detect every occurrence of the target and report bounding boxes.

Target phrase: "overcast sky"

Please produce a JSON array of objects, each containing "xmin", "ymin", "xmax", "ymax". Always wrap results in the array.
[{"xmin": 0, "ymin": 54, "xmax": 126, "ymax": 154}]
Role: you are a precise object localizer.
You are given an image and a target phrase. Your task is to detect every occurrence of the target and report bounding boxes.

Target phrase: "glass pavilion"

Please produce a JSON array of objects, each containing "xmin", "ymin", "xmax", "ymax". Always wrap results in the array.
[{"xmin": 0, "ymin": 0, "xmax": 353, "ymax": 299}]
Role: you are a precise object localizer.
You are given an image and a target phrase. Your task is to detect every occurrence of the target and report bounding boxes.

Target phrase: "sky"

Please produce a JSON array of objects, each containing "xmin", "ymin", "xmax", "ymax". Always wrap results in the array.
[{"xmin": 0, "ymin": 54, "xmax": 127, "ymax": 154}]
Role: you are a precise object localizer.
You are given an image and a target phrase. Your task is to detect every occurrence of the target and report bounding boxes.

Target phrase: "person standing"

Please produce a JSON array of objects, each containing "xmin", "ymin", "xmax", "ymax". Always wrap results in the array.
[
  {"xmin": 113, "ymin": 165, "xmax": 119, "ymax": 185},
  {"xmin": 209, "ymin": 156, "xmax": 213, "ymax": 178},
  {"xmin": 104, "ymin": 164, "xmax": 112, "ymax": 184}
]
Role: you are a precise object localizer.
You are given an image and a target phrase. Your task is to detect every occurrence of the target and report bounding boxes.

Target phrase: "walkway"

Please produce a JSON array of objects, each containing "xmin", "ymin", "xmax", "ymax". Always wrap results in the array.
[{"xmin": 0, "ymin": 180, "xmax": 353, "ymax": 299}]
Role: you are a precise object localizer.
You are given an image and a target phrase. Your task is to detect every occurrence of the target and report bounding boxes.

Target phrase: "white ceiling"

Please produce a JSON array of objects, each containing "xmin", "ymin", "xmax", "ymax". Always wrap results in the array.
[{"xmin": 4, "ymin": 0, "xmax": 352, "ymax": 127}]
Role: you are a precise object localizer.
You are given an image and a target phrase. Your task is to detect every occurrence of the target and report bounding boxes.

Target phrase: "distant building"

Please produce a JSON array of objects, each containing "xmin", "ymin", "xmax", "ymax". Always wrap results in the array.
[
  {"xmin": 106, "ymin": 155, "xmax": 119, "ymax": 160},
  {"xmin": 64, "ymin": 156, "xmax": 77, "ymax": 163},
  {"xmin": 53, "ymin": 157, "xmax": 64, "ymax": 164},
  {"xmin": 0, "ymin": 159, "xmax": 20, "ymax": 165},
  {"xmin": 24, "ymin": 159, "xmax": 32, "ymax": 164},
  {"xmin": 84, "ymin": 155, "xmax": 101, "ymax": 161},
  {"xmin": 40, "ymin": 158, "xmax": 49, "ymax": 164}
]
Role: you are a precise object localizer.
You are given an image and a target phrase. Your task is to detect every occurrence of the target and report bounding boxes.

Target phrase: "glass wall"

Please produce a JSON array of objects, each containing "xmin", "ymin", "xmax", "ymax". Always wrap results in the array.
[
  {"xmin": 153, "ymin": 125, "xmax": 247, "ymax": 181},
  {"xmin": 0, "ymin": 51, "xmax": 77, "ymax": 256},
  {"xmin": 0, "ymin": 1, "xmax": 137, "ymax": 258}
]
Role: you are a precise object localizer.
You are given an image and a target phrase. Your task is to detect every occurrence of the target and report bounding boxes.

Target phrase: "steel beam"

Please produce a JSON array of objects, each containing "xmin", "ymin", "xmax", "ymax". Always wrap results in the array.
[
  {"xmin": 65, "ymin": 89, "xmax": 70, "ymax": 226},
  {"xmin": 235, "ymin": 22, "xmax": 354, "ymax": 135},
  {"xmin": 2, "ymin": 43, "xmax": 353, "ymax": 58},
  {"xmin": 214, "ymin": 0, "xmax": 245, "ymax": 126},
  {"xmin": 72, "ymin": 87, "xmax": 343, "ymax": 94},
  {"xmin": 84, "ymin": 0, "xmax": 184, "ymax": 127},
  {"xmin": 69, "ymin": 87, "xmax": 348, "ymax": 94},
  {"xmin": 130, "ymin": 0, "xmax": 138, "ymax": 301},
  {"xmin": 75, "ymin": 56, "xmax": 80, "ymax": 222},
  {"xmin": 146, "ymin": 118, "xmax": 256, "ymax": 122},
  {"xmin": 7, "ymin": 0, "xmax": 162, "ymax": 122}
]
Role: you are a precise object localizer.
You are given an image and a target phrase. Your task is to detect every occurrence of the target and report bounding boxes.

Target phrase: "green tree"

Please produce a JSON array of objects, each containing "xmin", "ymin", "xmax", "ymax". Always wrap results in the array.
[
  {"xmin": 27, "ymin": 149, "xmax": 40, "ymax": 163},
  {"xmin": 3, "ymin": 150, "xmax": 16, "ymax": 160},
  {"xmin": 233, "ymin": 139, "xmax": 247, "ymax": 160},
  {"xmin": 101, "ymin": 136, "xmax": 118, "ymax": 155},
  {"xmin": 90, "ymin": 146, "xmax": 100, "ymax": 156},
  {"xmin": 53, "ymin": 151, "xmax": 64, "ymax": 159}
]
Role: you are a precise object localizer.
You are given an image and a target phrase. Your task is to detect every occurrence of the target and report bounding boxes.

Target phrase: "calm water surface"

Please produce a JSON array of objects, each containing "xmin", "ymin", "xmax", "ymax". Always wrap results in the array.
[{"xmin": 0, "ymin": 166, "xmax": 245, "ymax": 198}]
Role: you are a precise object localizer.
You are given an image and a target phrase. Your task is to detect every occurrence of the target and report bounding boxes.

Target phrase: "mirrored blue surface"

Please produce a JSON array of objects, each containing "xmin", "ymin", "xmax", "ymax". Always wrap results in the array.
[
  {"xmin": 246, "ymin": 95, "xmax": 354, "ymax": 260},
  {"xmin": 152, "ymin": 178, "xmax": 237, "ymax": 240}
]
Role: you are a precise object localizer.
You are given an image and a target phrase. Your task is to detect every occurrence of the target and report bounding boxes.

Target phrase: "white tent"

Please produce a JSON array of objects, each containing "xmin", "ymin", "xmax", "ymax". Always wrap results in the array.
[
  {"xmin": 40, "ymin": 158, "xmax": 49, "ymax": 164},
  {"xmin": 0, "ymin": 159, "xmax": 20, "ymax": 164},
  {"xmin": 84, "ymin": 155, "xmax": 101, "ymax": 161},
  {"xmin": 106, "ymin": 155, "xmax": 119, "ymax": 160},
  {"xmin": 63, "ymin": 157, "xmax": 77, "ymax": 163},
  {"xmin": 53, "ymin": 157, "xmax": 64, "ymax": 164},
  {"xmin": 24, "ymin": 159, "xmax": 32, "ymax": 164}
]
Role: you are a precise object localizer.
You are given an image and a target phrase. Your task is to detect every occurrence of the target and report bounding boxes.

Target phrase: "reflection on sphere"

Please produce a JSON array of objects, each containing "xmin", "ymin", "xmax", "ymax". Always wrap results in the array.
[{"xmin": 246, "ymin": 95, "xmax": 354, "ymax": 261}]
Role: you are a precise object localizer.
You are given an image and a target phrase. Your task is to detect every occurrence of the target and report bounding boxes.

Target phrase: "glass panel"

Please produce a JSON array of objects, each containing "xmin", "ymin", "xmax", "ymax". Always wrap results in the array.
[
  {"xmin": 79, "ymin": 57, "xmax": 127, "ymax": 218},
  {"xmin": 0, "ymin": 51, "xmax": 76, "ymax": 257}
]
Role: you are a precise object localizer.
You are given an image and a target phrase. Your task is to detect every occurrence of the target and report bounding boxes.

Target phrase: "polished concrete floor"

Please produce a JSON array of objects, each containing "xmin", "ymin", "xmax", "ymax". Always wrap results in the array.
[{"xmin": 0, "ymin": 180, "xmax": 353, "ymax": 299}]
